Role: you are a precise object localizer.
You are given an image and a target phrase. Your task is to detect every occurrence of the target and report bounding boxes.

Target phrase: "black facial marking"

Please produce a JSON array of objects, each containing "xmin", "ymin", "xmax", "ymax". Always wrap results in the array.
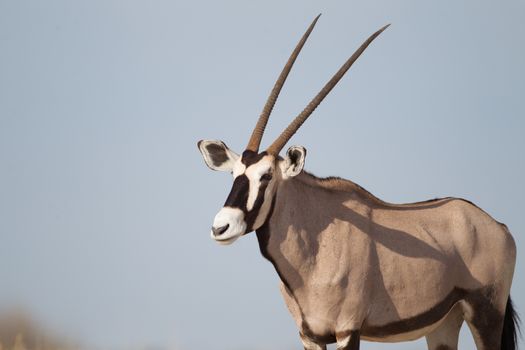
[
  {"xmin": 205, "ymin": 143, "xmax": 229, "ymax": 166},
  {"xmin": 224, "ymin": 172, "xmax": 271, "ymax": 232},
  {"xmin": 261, "ymin": 173, "xmax": 272, "ymax": 181},
  {"xmin": 224, "ymin": 150, "xmax": 274, "ymax": 227},
  {"xmin": 221, "ymin": 150, "xmax": 275, "ymax": 234},
  {"xmin": 224, "ymin": 174, "xmax": 250, "ymax": 209},
  {"xmin": 241, "ymin": 150, "xmax": 267, "ymax": 167}
]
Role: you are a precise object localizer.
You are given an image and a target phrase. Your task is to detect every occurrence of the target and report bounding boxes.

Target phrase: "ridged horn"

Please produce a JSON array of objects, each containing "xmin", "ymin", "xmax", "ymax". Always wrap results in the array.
[
  {"xmin": 266, "ymin": 24, "xmax": 390, "ymax": 155},
  {"xmin": 245, "ymin": 14, "xmax": 321, "ymax": 152}
]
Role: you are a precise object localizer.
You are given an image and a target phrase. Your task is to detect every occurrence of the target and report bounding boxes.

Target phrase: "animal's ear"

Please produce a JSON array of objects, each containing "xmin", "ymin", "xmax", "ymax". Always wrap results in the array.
[
  {"xmin": 197, "ymin": 140, "xmax": 239, "ymax": 172},
  {"xmin": 282, "ymin": 145, "xmax": 306, "ymax": 178}
]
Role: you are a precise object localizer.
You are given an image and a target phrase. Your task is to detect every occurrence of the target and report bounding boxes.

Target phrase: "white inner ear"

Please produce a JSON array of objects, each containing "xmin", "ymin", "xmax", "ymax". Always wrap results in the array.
[
  {"xmin": 282, "ymin": 146, "xmax": 306, "ymax": 178},
  {"xmin": 198, "ymin": 140, "xmax": 239, "ymax": 172}
]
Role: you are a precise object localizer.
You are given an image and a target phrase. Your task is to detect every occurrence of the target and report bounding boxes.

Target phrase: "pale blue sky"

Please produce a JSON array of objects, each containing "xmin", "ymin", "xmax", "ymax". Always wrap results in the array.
[{"xmin": 0, "ymin": 1, "xmax": 523, "ymax": 349}]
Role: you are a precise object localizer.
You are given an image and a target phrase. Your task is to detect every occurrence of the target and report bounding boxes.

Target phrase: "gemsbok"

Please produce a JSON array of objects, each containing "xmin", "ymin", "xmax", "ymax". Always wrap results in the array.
[{"xmin": 197, "ymin": 15, "xmax": 518, "ymax": 350}]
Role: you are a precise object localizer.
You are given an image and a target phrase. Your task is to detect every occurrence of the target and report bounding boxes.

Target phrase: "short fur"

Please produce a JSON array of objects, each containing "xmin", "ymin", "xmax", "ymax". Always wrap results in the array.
[
  {"xmin": 198, "ymin": 16, "xmax": 518, "ymax": 349},
  {"xmin": 255, "ymin": 170, "xmax": 517, "ymax": 349}
]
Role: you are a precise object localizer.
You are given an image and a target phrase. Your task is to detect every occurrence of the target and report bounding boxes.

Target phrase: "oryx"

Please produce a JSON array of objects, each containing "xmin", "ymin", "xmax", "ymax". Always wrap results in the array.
[{"xmin": 197, "ymin": 15, "xmax": 518, "ymax": 350}]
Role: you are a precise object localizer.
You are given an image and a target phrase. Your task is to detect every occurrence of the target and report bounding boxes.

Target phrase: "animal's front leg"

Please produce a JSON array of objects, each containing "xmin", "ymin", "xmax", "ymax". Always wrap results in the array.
[
  {"xmin": 299, "ymin": 332, "xmax": 326, "ymax": 350},
  {"xmin": 336, "ymin": 330, "xmax": 360, "ymax": 350}
]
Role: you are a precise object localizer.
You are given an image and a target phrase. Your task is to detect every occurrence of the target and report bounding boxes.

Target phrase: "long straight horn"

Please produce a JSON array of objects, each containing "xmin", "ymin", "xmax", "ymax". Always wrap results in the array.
[
  {"xmin": 266, "ymin": 24, "xmax": 390, "ymax": 155},
  {"xmin": 245, "ymin": 14, "xmax": 321, "ymax": 152}
]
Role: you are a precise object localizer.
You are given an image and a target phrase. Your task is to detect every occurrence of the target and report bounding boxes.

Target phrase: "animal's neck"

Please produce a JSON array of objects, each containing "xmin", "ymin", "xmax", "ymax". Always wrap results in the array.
[{"xmin": 255, "ymin": 172, "xmax": 374, "ymax": 292}]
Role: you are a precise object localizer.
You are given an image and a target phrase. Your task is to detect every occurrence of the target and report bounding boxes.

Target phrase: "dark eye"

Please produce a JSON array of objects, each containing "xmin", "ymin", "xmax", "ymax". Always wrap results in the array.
[{"xmin": 261, "ymin": 173, "xmax": 273, "ymax": 181}]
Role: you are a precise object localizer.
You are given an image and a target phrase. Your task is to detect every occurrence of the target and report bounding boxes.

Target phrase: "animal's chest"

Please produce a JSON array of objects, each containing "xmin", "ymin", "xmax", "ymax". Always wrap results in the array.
[
  {"xmin": 268, "ymin": 226, "xmax": 374, "ymax": 338},
  {"xmin": 268, "ymin": 226, "xmax": 363, "ymax": 291},
  {"xmin": 279, "ymin": 279, "xmax": 347, "ymax": 341}
]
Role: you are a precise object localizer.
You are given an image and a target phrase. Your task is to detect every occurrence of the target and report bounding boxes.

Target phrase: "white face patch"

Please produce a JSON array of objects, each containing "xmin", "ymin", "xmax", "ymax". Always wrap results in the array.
[
  {"xmin": 212, "ymin": 155, "xmax": 277, "ymax": 245},
  {"xmin": 211, "ymin": 207, "xmax": 247, "ymax": 245},
  {"xmin": 244, "ymin": 155, "xmax": 274, "ymax": 212},
  {"xmin": 252, "ymin": 178, "xmax": 276, "ymax": 229},
  {"xmin": 232, "ymin": 160, "xmax": 246, "ymax": 179}
]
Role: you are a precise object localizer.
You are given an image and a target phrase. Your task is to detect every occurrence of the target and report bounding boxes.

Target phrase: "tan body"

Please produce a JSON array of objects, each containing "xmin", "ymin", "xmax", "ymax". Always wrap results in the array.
[
  {"xmin": 198, "ymin": 15, "xmax": 518, "ymax": 350},
  {"xmin": 257, "ymin": 173, "xmax": 516, "ymax": 348}
]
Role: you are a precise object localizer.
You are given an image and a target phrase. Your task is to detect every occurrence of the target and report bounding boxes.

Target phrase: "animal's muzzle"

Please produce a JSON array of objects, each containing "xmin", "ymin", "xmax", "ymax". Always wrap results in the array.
[{"xmin": 212, "ymin": 224, "xmax": 229, "ymax": 237}]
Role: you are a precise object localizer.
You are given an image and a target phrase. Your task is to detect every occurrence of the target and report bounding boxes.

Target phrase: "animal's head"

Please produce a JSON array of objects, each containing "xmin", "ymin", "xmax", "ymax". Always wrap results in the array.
[
  {"xmin": 198, "ymin": 15, "xmax": 388, "ymax": 245},
  {"xmin": 197, "ymin": 141, "xmax": 306, "ymax": 245}
]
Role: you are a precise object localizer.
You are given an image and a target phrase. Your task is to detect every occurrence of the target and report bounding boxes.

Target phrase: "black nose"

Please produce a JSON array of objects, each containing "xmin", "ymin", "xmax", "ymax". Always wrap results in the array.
[{"xmin": 212, "ymin": 224, "xmax": 229, "ymax": 237}]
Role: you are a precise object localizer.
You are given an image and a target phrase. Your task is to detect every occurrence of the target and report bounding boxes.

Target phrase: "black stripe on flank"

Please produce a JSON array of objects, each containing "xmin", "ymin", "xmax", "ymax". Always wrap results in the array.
[
  {"xmin": 361, "ymin": 286, "xmax": 503, "ymax": 341},
  {"xmin": 362, "ymin": 288, "xmax": 466, "ymax": 338}
]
